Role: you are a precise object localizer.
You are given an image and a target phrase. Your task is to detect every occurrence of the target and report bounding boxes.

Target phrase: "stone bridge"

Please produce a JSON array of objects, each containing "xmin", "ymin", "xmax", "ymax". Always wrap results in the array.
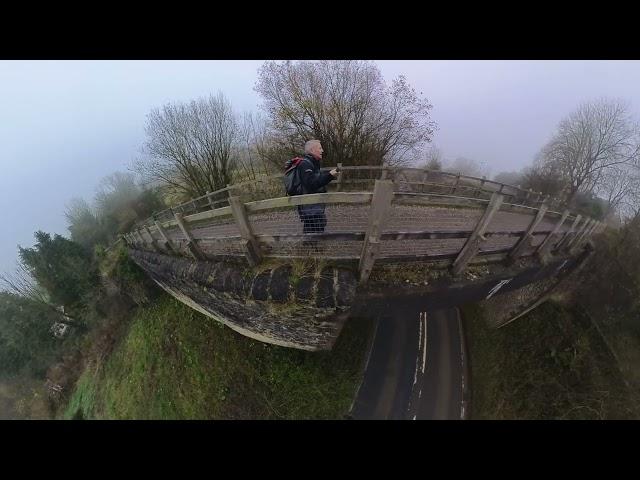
[{"xmin": 123, "ymin": 166, "xmax": 603, "ymax": 350}]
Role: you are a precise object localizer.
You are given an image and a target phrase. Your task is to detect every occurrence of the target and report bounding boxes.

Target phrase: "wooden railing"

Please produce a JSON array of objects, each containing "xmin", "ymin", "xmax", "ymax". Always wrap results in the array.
[{"xmin": 124, "ymin": 167, "xmax": 603, "ymax": 283}]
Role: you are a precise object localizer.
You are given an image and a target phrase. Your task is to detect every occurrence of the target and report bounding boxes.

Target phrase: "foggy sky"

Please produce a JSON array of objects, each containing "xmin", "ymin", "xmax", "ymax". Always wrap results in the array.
[{"xmin": 2, "ymin": 60, "xmax": 640, "ymax": 276}]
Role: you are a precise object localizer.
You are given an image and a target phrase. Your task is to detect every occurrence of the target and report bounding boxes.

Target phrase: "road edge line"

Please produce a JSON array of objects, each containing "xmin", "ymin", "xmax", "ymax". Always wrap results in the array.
[
  {"xmin": 457, "ymin": 307, "xmax": 471, "ymax": 420},
  {"xmin": 347, "ymin": 314, "xmax": 381, "ymax": 419}
]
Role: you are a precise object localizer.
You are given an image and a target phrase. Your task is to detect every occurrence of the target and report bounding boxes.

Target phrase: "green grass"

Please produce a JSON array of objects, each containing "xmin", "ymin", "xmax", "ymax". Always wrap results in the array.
[
  {"xmin": 462, "ymin": 301, "xmax": 640, "ymax": 420},
  {"xmin": 63, "ymin": 294, "xmax": 373, "ymax": 420}
]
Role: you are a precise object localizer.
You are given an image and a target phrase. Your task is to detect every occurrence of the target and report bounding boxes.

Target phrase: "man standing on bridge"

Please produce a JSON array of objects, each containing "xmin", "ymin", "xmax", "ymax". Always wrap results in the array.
[{"xmin": 296, "ymin": 140, "xmax": 338, "ymax": 235}]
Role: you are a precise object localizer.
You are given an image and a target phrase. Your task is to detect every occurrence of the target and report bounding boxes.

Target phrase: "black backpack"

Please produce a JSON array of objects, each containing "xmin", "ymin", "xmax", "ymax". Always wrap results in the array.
[{"xmin": 283, "ymin": 157, "xmax": 305, "ymax": 196}]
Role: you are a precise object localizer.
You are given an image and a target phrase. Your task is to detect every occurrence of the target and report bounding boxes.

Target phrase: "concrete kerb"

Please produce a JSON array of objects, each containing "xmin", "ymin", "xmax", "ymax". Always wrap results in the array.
[{"xmin": 346, "ymin": 314, "xmax": 380, "ymax": 419}]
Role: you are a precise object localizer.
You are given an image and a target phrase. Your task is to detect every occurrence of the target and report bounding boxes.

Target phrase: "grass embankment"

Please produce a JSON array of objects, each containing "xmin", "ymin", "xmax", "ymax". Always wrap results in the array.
[
  {"xmin": 463, "ymin": 301, "xmax": 640, "ymax": 420},
  {"xmin": 63, "ymin": 294, "xmax": 373, "ymax": 420}
]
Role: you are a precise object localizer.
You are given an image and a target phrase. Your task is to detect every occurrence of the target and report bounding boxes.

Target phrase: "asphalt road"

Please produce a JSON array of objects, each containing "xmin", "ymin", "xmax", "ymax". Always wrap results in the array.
[
  {"xmin": 351, "ymin": 304, "xmax": 466, "ymax": 420},
  {"xmin": 348, "ymin": 250, "xmax": 592, "ymax": 420}
]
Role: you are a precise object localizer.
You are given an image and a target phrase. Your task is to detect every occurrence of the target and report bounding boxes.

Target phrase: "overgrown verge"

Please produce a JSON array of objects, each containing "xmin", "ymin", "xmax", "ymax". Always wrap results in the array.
[
  {"xmin": 44, "ymin": 243, "xmax": 158, "ymax": 416},
  {"xmin": 63, "ymin": 293, "xmax": 373, "ymax": 419},
  {"xmin": 566, "ymin": 224, "xmax": 640, "ymax": 389},
  {"xmin": 463, "ymin": 300, "xmax": 640, "ymax": 420}
]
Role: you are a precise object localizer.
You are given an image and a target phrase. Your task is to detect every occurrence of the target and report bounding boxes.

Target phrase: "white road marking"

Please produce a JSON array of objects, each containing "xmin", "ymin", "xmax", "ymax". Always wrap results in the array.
[
  {"xmin": 555, "ymin": 259, "xmax": 568, "ymax": 274},
  {"xmin": 412, "ymin": 314, "xmax": 424, "ymax": 388},
  {"xmin": 421, "ymin": 313, "xmax": 428, "ymax": 373},
  {"xmin": 409, "ymin": 311, "xmax": 428, "ymax": 417},
  {"xmin": 408, "ymin": 312, "xmax": 425, "ymax": 415},
  {"xmin": 485, "ymin": 278, "xmax": 513, "ymax": 299},
  {"xmin": 457, "ymin": 308, "xmax": 467, "ymax": 420}
]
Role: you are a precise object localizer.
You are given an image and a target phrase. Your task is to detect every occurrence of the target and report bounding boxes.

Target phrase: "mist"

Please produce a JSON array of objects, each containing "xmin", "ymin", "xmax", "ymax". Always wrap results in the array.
[{"xmin": 2, "ymin": 60, "xmax": 640, "ymax": 275}]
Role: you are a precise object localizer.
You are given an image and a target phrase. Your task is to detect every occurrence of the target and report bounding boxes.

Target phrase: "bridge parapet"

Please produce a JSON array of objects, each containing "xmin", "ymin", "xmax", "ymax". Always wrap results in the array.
[{"xmin": 124, "ymin": 167, "xmax": 603, "ymax": 283}]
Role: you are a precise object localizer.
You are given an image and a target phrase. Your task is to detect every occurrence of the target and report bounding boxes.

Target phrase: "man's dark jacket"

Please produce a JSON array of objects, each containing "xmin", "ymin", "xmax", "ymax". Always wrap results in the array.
[
  {"xmin": 298, "ymin": 153, "xmax": 333, "ymax": 194},
  {"xmin": 296, "ymin": 154, "xmax": 334, "ymax": 230}
]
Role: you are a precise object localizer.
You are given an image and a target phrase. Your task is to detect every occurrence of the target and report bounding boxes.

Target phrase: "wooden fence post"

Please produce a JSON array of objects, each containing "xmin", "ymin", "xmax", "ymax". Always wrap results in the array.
[
  {"xmin": 143, "ymin": 226, "xmax": 162, "ymax": 253},
  {"xmin": 509, "ymin": 201, "xmax": 548, "ymax": 260},
  {"xmin": 541, "ymin": 194, "xmax": 550, "ymax": 207},
  {"xmin": 573, "ymin": 218, "xmax": 594, "ymax": 246},
  {"xmin": 536, "ymin": 209, "xmax": 569, "ymax": 260},
  {"xmin": 228, "ymin": 196, "xmax": 262, "ymax": 267},
  {"xmin": 359, "ymin": 180, "xmax": 395, "ymax": 284},
  {"xmin": 452, "ymin": 192, "xmax": 504, "ymax": 276},
  {"xmin": 206, "ymin": 191, "xmax": 215, "ymax": 209},
  {"xmin": 575, "ymin": 219, "xmax": 597, "ymax": 248},
  {"xmin": 525, "ymin": 188, "xmax": 533, "ymax": 204},
  {"xmin": 135, "ymin": 229, "xmax": 146, "ymax": 248},
  {"xmin": 336, "ymin": 162, "xmax": 343, "ymax": 191},
  {"xmin": 556, "ymin": 214, "xmax": 582, "ymax": 250},
  {"xmin": 174, "ymin": 212, "xmax": 205, "ymax": 260},
  {"xmin": 154, "ymin": 220, "xmax": 176, "ymax": 254},
  {"xmin": 573, "ymin": 220, "xmax": 599, "ymax": 252},
  {"xmin": 593, "ymin": 222, "xmax": 602, "ymax": 235},
  {"xmin": 422, "ymin": 169, "xmax": 429, "ymax": 194},
  {"xmin": 450, "ymin": 173, "xmax": 461, "ymax": 195},
  {"xmin": 568, "ymin": 218, "xmax": 593, "ymax": 252},
  {"xmin": 565, "ymin": 218, "xmax": 587, "ymax": 249},
  {"xmin": 473, "ymin": 176, "xmax": 486, "ymax": 197}
]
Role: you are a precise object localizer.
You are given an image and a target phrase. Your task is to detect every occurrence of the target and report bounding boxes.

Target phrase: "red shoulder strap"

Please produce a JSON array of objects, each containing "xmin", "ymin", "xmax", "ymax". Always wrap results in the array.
[{"xmin": 285, "ymin": 157, "xmax": 304, "ymax": 174}]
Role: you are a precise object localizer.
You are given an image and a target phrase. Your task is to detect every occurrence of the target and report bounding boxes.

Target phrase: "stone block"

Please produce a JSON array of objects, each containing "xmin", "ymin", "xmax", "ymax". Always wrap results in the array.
[
  {"xmin": 295, "ymin": 276, "xmax": 314, "ymax": 301},
  {"xmin": 316, "ymin": 267, "xmax": 335, "ymax": 308},
  {"xmin": 251, "ymin": 270, "xmax": 271, "ymax": 301},
  {"xmin": 270, "ymin": 266, "xmax": 292, "ymax": 303},
  {"xmin": 336, "ymin": 269, "xmax": 357, "ymax": 307}
]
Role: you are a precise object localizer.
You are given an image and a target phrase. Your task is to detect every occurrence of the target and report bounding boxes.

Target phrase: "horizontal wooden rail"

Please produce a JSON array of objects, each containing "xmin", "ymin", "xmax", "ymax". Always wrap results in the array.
[
  {"xmin": 126, "ymin": 166, "xmax": 597, "ymax": 283},
  {"xmin": 139, "ymin": 166, "xmax": 565, "ymax": 229},
  {"xmin": 244, "ymin": 192, "xmax": 373, "ymax": 212},
  {"xmin": 392, "ymin": 192, "xmax": 490, "ymax": 208},
  {"xmin": 188, "ymin": 234, "xmax": 242, "ymax": 243},
  {"xmin": 182, "ymin": 206, "xmax": 233, "ymax": 223}
]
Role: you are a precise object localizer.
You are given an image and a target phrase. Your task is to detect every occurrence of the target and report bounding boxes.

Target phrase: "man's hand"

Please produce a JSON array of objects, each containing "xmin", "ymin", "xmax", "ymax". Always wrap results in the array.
[{"xmin": 329, "ymin": 169, "xmax": 339, "ymax": 177}]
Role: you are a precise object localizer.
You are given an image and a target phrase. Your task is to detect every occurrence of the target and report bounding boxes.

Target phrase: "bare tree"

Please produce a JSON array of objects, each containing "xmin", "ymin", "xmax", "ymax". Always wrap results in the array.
[
  {"xmin": 94, "ymin": 172, "xmax": 139, "ymax": 212},
  {"xmin": 64, "ymin": 197, "xmax": 104, "ymax": 250},
  {"xmin": 93, "ymin": 172, "xmax": 141, "ymax": 235},
  {"xmin": 519, "ymin": 152, "xmax": 567, "ymax": 198},
  {"xmin": 598, "ymin": 165, "xmax": 640, "ymax": 217},
  {"xmin": 538, "ymin": 98, "xmax": 640, "ymax": 202},
  {"xmin": 447, "ymin": 157, "xmax": 487, "ymax": 177},
  {"xmin": 235, "ymin": 112, "xmax": 276, "ymax": 181},
  {"xmin": 421, "ymin": 145, "xmax": 443, "ymax": 170},
  {"xmin": 0, "ymin": 262, "xmax": 78, "ymax": 324},
  {"xmin": 0, "ymin": 261, "xmax": 48, "ymax": 304},
  {"xmin": 134, "ymin": 93, "xmax": 239, "ymax": 199},
  {"xmin": 493, "ymin": 171, "xmax": 523, "ymax": 186},
  {"xmin": 255, "ymin": 60, "xmax": 437, "ymax": 167}
]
